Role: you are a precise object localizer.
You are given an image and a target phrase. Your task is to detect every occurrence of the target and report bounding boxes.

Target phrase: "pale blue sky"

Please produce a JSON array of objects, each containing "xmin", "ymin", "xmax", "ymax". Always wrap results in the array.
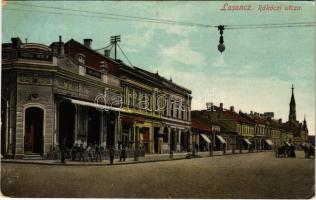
[{"xmin": 2, "ymin": 1, "xmax": 315, "ymax": 134}]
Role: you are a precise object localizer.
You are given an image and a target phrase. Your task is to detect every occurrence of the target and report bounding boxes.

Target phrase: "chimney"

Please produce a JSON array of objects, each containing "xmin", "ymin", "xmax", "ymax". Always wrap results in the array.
[
  {"xmin": 206, "ymin": 102, "xmax": 213, "ymax": 111},
  {"xmin": 58, "ymin": 35, "xmax": 64, "ymax": 56},
  {"xmin": 230, "ymin": 106, "xmax": 234, "ymax": 112},
  {"xmin": 83, "ymin": 38, "xmax": 93, "ymax": 49},
  {"xmin": 50, "ymin": 36, "xmax": 64, "ymax": 56},
  {"xmin": 104, "ymin": 49, "xmax": 111, "ymax": 57},
  {"xmin": 100, "ymin": 61, "xmax": 108, "ymax": 73},
  {"xmin": 279, "ymin": 118, "xmax": 282, "ymax": 124},
  {"xmin": 11, "ymin": 37, "xmax": 22, "ymax": 49},
  {"xmin": 219, "ymin": 103, "xmax": 223, "ymax": 111}
]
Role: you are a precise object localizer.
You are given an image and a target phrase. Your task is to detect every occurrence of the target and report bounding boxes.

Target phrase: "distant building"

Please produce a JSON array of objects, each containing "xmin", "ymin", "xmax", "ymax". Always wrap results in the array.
[
  {"xmin": 191, "ymin": 112, "xmax": 221, "ymax": 152},
  {"xmin": 283, "ymin": 85, "xmax": 309, "ymax": 149},
  {"xmin": 308, "ymin": 135, "xmax": 315, "ymax": 146}
]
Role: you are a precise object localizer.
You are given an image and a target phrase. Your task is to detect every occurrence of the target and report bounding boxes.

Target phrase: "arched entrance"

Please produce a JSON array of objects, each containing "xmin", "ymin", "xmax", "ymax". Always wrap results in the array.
[
  {"xmin": 1, "ymin": 99, "xmax": 7, "ymax": 155},
  {"xmin": 59, "ymin": 100, "xmax": 76, "ymax": 148},
  {"xmin": 24, "ymin": 107, "xmax": 44, "ymax": 154}
]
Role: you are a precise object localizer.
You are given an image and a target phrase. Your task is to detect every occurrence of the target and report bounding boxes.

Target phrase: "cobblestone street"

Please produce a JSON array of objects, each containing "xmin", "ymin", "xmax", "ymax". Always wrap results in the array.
[{"xmin": 1, "ymin": 151, "xmax": 314, "ymax": 198}]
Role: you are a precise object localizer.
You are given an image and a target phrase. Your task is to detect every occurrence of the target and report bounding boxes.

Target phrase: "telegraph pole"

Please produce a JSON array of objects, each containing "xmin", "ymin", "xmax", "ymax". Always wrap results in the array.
[{"xmin": 110, "ymin": 35, "xmax": 121, "ymax": 60}]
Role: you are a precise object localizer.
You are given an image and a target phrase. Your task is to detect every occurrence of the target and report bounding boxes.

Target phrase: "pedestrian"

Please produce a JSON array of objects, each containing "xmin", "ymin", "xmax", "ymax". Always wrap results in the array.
[
  {"xmin": 60, "ymin": 138, "xmax": 67, "ymax": 164},
  {"xmin": 71, "ymin": 143, "xmax": 79, "ymax": 161},
  {"xmin": 78, "ymin": 143, "xmax": 84, "ymax": 161},
  {"xmin": 119, "ymin": 145, "xmax": 127, "ymax": 162},
  {"xmin": 289, "ymin": 145, "xmax": 296, "ymax": 158},
  {"xmin": 86, "ymin": 143, "xmax": 93, "ymax": 162},
  {"xmin": 95, "ymin": 143, "xmax": 101, "ymax": 162},
  {"xmin": 109, "ymin": 146, "xmax": 115, "ymax": 165}
]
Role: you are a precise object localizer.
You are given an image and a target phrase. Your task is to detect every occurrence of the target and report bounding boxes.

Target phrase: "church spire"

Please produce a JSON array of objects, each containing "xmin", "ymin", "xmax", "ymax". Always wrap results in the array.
[{"xmin": 289, "ymin": 84, "xmax": 296, "ymax": 122}]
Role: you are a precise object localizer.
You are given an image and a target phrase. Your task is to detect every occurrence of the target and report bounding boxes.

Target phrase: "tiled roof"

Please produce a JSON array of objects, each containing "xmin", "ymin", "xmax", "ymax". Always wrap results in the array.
[{"xmin": 191, "ymin": 117, "xmax": 211, "ymax": 132}]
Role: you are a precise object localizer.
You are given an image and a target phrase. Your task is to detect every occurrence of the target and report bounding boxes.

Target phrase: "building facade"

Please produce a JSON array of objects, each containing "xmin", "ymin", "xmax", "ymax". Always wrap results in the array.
[
  {"xmin": 118, "ymin": 64, "xmax": 192, "ymax": 154},
  {"xmin": 1, "ymin": 37, "xmax": 122, "ymax": 158},
  {"xmin": 1, "ymin": 36, "xmax": 192, "ymax": 158}
]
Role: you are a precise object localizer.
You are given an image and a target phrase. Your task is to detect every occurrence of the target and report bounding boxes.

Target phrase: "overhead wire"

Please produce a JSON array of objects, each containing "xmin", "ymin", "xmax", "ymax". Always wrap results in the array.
[
  {"xmin": 5, "ymin": 3, "xmax": 315, "ymax": 30},
  {"xmin": 117, "ymin": 43, "xmax": 133, "ymax": 66}
]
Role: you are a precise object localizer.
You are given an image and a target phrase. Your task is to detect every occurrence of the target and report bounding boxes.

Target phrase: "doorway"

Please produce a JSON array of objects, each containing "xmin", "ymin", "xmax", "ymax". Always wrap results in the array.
[
  {"xmin": 59, "ymin": 100, "xmax": 75, "ymax": 148},
  {"xmin": 106, "ymin": 111, "xmax": 116, "ymax": 147},
  {"xmin": 154, "ymin": 127, "xmax": 159, "ymax": 153},
  {"xmin": 1, "ymin": 99, "xmax": 7, "ymax": 155},
  {"xmin": 87, "ymin": 107, "xmax": 100, "ymax": 145},
  {"xmin": 24, "ymin": 107, "xmax": 44, "ymax": 154},
  {"xmin": 170, "ymin": 129, "xmax": 176, "ymax": 151}
]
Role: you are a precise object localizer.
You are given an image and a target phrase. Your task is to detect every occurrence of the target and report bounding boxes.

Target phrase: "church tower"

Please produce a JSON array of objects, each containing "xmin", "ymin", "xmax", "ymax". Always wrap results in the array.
[{"xmin": 289, "ymin": 84, "xmax": 296, "ymax": 122}]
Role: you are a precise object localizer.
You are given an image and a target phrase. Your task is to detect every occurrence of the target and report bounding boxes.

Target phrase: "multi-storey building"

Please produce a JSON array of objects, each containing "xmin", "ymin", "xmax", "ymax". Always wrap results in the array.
[
  {"xmin": 191, "ymin": 111, "xmax": 221, "ymax": 152},
  {"xmin": 1, "ymin": 37, "xmax": 121, "ymax": 158},
  {"xmin": 194, "ymin": 103, "xmax": 255, "ymax": 151},
  {"xmin": 118, "ymin": 63, "xmax": 192, "ymax": 154},
  {"xmin": 268, "ymin": 118, "xmax": 282, "ymax": 148},
  {"xmin": 242, "ymin": 112, "xmax": 269, "ymax": 151},
  {"xmin": 1, "ymin": 36, "xmax": 192, "ymax": 158}
]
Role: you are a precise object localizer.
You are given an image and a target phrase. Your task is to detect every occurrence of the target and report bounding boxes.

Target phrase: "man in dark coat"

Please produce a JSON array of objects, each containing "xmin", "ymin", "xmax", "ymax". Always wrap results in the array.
[
  {"xmin": 119, "ymin": 145, "xmax": 127, "ymax": 162},
  {"xmin": 95, "ymin": 143, "xmax": 102, "ymax": 162},
  {"xmin": 60, "ymin": 138, "xmax": 67, "ymax": 164},
  {"xmin": 109, "ymin": 146, "xmax": 115, "ymax": 165}
]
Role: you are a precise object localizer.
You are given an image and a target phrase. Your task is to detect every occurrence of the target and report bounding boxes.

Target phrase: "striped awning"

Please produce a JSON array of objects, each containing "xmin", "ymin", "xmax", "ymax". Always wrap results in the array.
[
  {"xmin": 200, "ymin": 134, "xmax": 211, "ymax": 143},
  {"xmin": 66, "ymin": 98, "xmax": 122, "ymax": 112},
  {"xmin": 265, "ymin": 139, "xmax": 273, "ymax": 146},
  {"xmin": 244, "ymin": 138, "xmax": 252, "ymax": 145},
  {"xmin": 285, "ymin": 142, "xmax": 291, "ymax": 146},
  {"xmin": 216, "ymin": 135, "xmax": 226, "ymax": 144}
]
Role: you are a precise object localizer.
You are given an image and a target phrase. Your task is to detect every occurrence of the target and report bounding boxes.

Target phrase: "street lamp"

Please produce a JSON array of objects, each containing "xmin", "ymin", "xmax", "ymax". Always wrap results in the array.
[{"xmin": 217, "ymin": 25, "xmax": 225, "ymax": 53}]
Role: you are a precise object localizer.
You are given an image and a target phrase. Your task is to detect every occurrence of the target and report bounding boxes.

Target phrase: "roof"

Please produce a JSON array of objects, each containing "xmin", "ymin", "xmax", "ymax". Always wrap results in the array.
[
  {"xmin": 244, "ymin": 113, "xmax": 268, "ymax": 125},
  {"xmin": 223, "ymin": 111, "xmax": 255, "ymax": 125},
  {"xmin": 64, "ymin": 39, "xmax": 119, "ymax": 76},
  {"xmin": 191, "ymin": 117, "xmax": 211, "ymax": 132},
  {"xmin": 120, "ymin": 63, "xmax": 192, "ymax": 95}
]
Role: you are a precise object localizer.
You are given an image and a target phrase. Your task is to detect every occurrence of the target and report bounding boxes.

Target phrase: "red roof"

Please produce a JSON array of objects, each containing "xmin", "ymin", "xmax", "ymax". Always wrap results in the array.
[
  {"xmin": 192, "ymin": 118, "xmax": 211, "ymax": 132},
  {"xmin": 64, "ymin": 39, "xmax": 119, "ymax": 76}
]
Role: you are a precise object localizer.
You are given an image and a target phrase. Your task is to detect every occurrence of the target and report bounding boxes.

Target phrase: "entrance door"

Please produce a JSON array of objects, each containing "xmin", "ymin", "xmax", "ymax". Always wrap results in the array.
[
  {"xmin": 1, "ymin": 99, "xmax": 7, "ymax": 155},
  {"xmin": 24, "ymin": 107, "xmax": 43, "ymax": 154},
  {"xmin": 87, "ymin": 108, "xmax": 100, "ymax": 145},
  {"xmin": 59, "ymin": 101, "xmax": 75, "ymax": 148},
  {"xmin": 106, "ymin": 111, "xmax": 116, "ymax": 147},
  {"xmin": 154, "ymin": 127, "xmax": 159, "ymax": 153},
  {"xmin": 170, "ymin": 130, "xmax": 176, "ymax": 151}
]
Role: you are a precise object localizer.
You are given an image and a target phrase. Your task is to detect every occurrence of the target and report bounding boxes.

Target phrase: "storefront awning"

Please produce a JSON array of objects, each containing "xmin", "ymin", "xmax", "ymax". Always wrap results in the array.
[
  {"xmin": 285, "ymin": 142, "xmax": 291, "ymax": 146},
  {"xmin": 216, "ymin": 135, "xmax": 226, "ymax": 144},
  {"xmin": 200, "ymin": 134, "xmax": 211, "ymax": 143},
  {"xmin": 244, "ymin": 138, "xmax": 252, "ymax": 145},
  {"xmin": 265, "ymin": 139, "xmax": 273, "ymax": 146},
  {"xmin": 66, "ymin": 98, "xmax": 122, "ymax": 112}
]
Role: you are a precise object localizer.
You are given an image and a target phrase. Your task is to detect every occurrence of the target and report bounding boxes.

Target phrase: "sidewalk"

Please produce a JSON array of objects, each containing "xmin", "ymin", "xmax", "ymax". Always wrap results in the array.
[{"xmin": 1, "ymin": 150, "xmax": 271, "ymax": 166}]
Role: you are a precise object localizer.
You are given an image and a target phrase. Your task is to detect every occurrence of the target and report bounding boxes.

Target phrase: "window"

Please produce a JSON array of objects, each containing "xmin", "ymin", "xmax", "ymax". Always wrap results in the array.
[
  {"xmin": 163, "ymin": 133, "xmax": 168, "ymax": 143},
  {"xmin": 128, "ymin": 89, "xmax": 133, "ymax": 108}
]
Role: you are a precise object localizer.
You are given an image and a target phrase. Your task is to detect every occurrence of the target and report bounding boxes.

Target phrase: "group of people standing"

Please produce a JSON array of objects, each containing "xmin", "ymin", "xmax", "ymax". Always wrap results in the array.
[{"xmin": 59, "ymin": 140, "xmax": 128, "ymax": 164}]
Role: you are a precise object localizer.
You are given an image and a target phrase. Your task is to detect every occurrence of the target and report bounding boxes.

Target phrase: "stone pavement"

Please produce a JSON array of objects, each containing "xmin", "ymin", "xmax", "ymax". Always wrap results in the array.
[{"xmin": 1, "ymin": 150, "xmax": 268, "ymax": 166}]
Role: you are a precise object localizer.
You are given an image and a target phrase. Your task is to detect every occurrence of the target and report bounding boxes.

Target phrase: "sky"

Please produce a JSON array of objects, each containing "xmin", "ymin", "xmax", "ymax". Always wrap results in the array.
[{"xmin": 2, "ymin": 1, "xmax": 315, "ymax": 134}]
